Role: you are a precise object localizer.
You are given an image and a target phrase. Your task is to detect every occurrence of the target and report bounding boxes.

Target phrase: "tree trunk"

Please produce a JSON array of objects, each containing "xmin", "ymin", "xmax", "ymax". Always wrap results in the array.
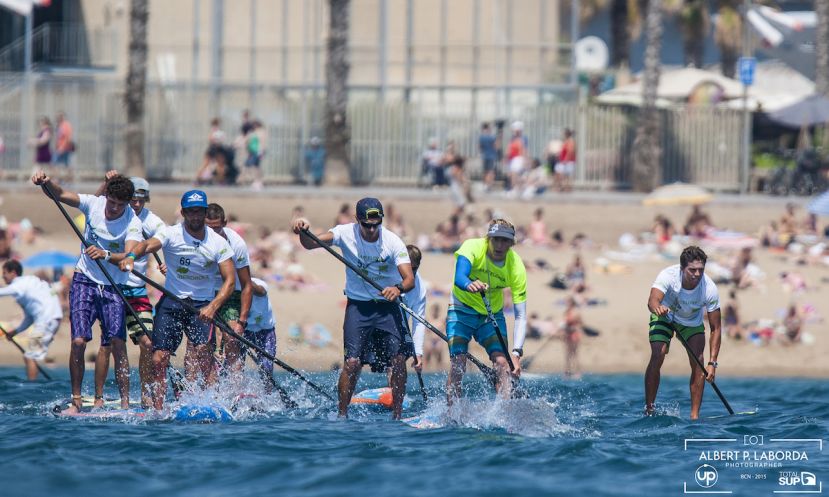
[
  {"xmin": 715, "ymin": 3, "xmax": 741, "ymax": 79},
  {"xmin": 324, "ymin": 0, "xmax": 351, "ymax": 186},
  {"xmin": 632, "ymin": 0, "xmax": 663, "ymax": 192},
  {"xmin": 610, "ymin": 0, "xmax": 630, "ymax": 68},
  {"xmin": 124, "ymin": 0, "xmax": 149, "ymax": 178},
  {"xmin": 816, "ymin": 0, "xmax": 829, "ymax": 96},
  {"xmin": 680, "ymin": 0, "xmax": 708, "ymax": 68}
]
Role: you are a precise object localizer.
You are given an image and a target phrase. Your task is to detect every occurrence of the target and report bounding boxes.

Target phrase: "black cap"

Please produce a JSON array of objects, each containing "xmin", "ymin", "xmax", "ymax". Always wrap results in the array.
[{"xmin": 356, "ymin": 198, "xmax": 384, "ymax": 220}]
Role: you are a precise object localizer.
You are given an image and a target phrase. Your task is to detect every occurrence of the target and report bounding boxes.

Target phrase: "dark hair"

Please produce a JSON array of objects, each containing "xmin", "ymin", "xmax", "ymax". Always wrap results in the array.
[
  {"xmin": 680, "ymin": 245, "xmax": 707, "ymax": 268},
  {"xmin": 406, "ymin": 244, "xmax": 422, "ymax": 270},
  {"xmin": 206, "ymin": 203, "xmax": 226, "ymax": 221},
  {"xmin": 481, "ymin": 122, "xmax": 490, "ymax": 130},
  {"xmin": 3, "ymin": 260, "xmax": 23, "ymax": 276},
  {"xmin": 105, "ymin": 174, "xmax": 135, "ymax": 202}
]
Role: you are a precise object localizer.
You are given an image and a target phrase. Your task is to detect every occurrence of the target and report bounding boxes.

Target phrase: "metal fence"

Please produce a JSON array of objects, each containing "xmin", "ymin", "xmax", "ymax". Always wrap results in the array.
[{"xmin": 0, "ymin": 75, "xmax": 743, "ymax": 190}]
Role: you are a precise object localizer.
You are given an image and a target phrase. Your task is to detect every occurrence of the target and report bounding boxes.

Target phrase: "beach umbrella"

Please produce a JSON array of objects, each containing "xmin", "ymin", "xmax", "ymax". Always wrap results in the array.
[
  {"xmin": 642, "ymin": 182, "xmax": 713, "ymax": 206},
  {"xmin": 21, "ymin": 250, "xmax": 77, "ymax": 268},
  {"xmin": 808, "ymin": 190, "xmax": 829, "ymax": 216},
  {"xmin": 768, "ymin": 93, "xmax": 829, "ymax": 129}
]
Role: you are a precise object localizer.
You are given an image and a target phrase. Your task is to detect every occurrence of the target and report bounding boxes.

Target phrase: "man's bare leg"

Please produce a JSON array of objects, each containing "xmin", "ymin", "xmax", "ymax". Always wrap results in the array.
[
  {"xmin": 138, "ymin": 335, "xmax": 153, "ymax": 408},
  {"xmin": 492, "ymin": 353, "xmax": 512, "ymax": 399},
  {"xmin": 151, "ymin": 350, "xmax": 171, "ymax": 410},
  {"xmin": 644, "ymin": 342, "xmax": 668, "ymax": 415},
  {"xmin": 686, "ymin": 334, "xmax": 706, "ymax": 420},
  {"xmin": 61, "ymin": 338, "xmax": 87, "ymax": 414},
  {"xmin": 388, "ymin": 354, "xmax": 408, "ymax": 420},
  {"xmin": 111, "ymin": 338, "xmax": 130, "ymax": 408},
  {"xmin": 446, "ymin": 355, "xmax": 467, "ymax": 407},
  {"xmin": 24, "ymin": 358, "xmax": 38, "ymax": 381},
  {"xmin": 337, "ymin": 358, "xmax": 361, "ymax": 417},
  {"xmin": 94, "ymin": 344, "xmax": 111, "ymax": 408}
]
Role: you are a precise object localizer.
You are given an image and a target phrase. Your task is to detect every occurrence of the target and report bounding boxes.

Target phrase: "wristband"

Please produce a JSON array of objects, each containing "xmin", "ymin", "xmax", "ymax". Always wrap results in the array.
[
  {"xmin": 126, "ymin": 252, "xmax": 136, "ymax": 260},
  {"xmin": 512, "ymin": 348, "xmax": 523, "ymax": 358},
  {"xmin": 104, "ymin": 250, "xmax": 112, "ymax": 261},
  {"xmin": 707, "ymin": 361, "xmax": 718, "ymax": 368},
  {"xmin": 395, "ymin": 283, "xmax": 405, "ymax": 293}
]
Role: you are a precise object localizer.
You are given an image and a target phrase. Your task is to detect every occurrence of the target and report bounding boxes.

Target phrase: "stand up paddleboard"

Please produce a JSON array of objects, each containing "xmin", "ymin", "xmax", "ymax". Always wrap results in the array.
[
  {"xmin": 400, "ymin": 413, "xmax": 444, "ymax": 429},
  {"xmin": 52, "ymin": 402, "xmax": 234, "ymax": 422},
  {"xmin": 351, "ymin": 387, "xmax": 412, "ymax": 410}
]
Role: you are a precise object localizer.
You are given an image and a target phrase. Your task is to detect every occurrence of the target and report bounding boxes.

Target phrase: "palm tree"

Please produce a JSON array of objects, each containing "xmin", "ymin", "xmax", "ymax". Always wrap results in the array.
[
  {"xmin": 124, "ymin": 0, "xmax": 148, "ymax": 178},
  {"xmin": 632, "ymin": 0, "xmax": 663, "ymax": 192},
  {"xmin": 714, "ymin": 0, "xmax": 741, "ymax": 78},
  {"xmin": 677, "ymin": 0, "xmax": 709, "ymax": 68},
  {"xmin": 816, "ymin": 0, "xmax": 829, "ymax": 96},
  {"xmin": 324, "ymin": 0, "xmax": 351, "ymax": 185}
]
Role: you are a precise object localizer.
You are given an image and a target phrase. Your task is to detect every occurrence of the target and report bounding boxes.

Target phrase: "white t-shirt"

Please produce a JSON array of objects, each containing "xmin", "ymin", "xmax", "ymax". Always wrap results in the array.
[
  {"xmin": 212, "ymin": 227, "xmax": 250, "ymax": 292},
  {"xmin": 153, "ymin": 223, "xmax": 233, "ymax": 301},
  {"xmin": 328, "ymin": 223, "xmax": 411, "ymax": 301},
  {"xmin": 652, "ymin": 264, "xmax": 720, "ymax": 327},
  {"xmin": 75, "ymin": 194, "xmax": 143, "ymax": 285},
  {"xmin": 0, "ymin": 275, "xmax": 62, "ymax": 330},
  {"xmin": 403, "ymin": 272, "xmax": 427, "ymax": 355},
  {"xmin": 248, "ymin": 277, "xmax": 275, "ymax": 332},
  {"xmin": 126, "ymin": 208, "xmax": 167, "ymax": 288}
]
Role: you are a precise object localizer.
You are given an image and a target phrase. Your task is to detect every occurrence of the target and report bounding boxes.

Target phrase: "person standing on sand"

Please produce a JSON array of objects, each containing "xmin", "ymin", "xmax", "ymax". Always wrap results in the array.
[
  {"xmin": 291, "ymin": 198, "xmax": 415, "ymax": 420},
  {"xmin": 645, "ymin": 245, "xmax": 722, "ymax": 420}
]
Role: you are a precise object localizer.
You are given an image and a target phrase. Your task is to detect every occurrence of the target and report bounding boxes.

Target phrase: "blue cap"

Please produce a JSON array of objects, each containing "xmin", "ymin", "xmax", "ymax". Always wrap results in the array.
[
  {"xmin": 356, "ymin": 197, "xmax": 384, "ymax": 220},
  {"xmin": 181, "ymin": 190, "xmax": 208, "ymax": 209}
]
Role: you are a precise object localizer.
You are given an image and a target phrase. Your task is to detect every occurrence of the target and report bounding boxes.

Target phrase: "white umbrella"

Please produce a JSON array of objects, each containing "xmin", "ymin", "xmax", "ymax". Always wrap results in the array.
[
  {"xmin": 808, "ymin": 191, "xmax": 829, "ymax": 216},
  {"xmin": 643, "ymin": 182, "xmax": 713, "ymax": 206}
]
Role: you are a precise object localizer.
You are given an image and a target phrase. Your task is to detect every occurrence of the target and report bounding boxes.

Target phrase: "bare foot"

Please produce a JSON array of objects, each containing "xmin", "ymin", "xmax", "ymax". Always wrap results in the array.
[
  {"xmin": 93, "ymin": 396, "xmax": 104, "ymax": 409},
  {"xmin": 60, "ymin": 397, "xmax": 82, "ymax": 415},
  {"xmin": 120, "ymin": 398, "xmax": 130, "ymax": 409},
  {"xmin": 644, "ymin": 404, "xmax": 655, "ymax": 416}
]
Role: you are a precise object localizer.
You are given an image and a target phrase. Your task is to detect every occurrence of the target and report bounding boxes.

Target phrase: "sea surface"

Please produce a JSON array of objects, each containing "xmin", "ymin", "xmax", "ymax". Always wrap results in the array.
[{"xmin": 0, "ymin": 368, "xmax": 826, "ymax": 497}]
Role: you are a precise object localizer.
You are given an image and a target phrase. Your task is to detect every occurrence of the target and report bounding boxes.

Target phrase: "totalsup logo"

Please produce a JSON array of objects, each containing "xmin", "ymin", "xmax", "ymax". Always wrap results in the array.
[
  {"xmin": 186, "ymin": 192, "xmax": 204, "ymax": 202},
  {"xmin": 695, "ymin": 464, "xmax": 719, "ymax": 488},
  {"xmin": 779, "ymin": 471, "xmax": 817, "ymax": 486}
]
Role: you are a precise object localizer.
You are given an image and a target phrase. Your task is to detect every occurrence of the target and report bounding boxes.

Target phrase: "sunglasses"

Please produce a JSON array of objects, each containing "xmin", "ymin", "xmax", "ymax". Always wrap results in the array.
[{"xmin": 359, "ymin": 220, "xmax": 382, "ymax": 230}]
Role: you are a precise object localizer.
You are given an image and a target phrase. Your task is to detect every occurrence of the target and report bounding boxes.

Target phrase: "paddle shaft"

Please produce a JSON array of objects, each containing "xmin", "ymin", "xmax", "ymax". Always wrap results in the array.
[
  {"xmin": 242, "ymin": 342, "xmax": 299, "ymax": 408},
  {"xmin": 300, "ymin": 228, "xmax": 497, "ymax": 384},
  {"xmin": 129, "ymin": 269, "xmax": 334, "ymax": 402},
  {"xmin": 40, "ymin": 184, "xmax": 187, "ymax": 394},
  {"xmin": 479, "ymin": 292, "xmax": 517, "ymax": 372},
  {"xmin": 672, "ymin": 325, "xmax": 734, "ymax": 415},
  {"xmin": 0, "ymin": 322, "xmax": 53, "ymax": 380},
  {"xmin": 397, "ymin": 306, "xmax": 427, "ymax": 403}
]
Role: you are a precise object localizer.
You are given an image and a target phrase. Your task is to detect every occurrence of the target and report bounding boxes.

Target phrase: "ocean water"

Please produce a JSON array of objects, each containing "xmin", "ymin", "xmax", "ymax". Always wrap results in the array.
[{"xmin": 0, "ymin": 368, "xmax": 826, "ymax": 497}]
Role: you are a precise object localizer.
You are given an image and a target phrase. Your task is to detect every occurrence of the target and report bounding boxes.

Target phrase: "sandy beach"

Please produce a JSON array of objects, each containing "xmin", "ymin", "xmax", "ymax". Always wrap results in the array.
[{"xmin": 1, "ymin": 185, "xmax": 826, "ymax": 378}]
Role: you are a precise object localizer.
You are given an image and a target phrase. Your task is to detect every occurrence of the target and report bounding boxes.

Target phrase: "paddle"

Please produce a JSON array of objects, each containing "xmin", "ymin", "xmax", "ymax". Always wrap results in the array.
[
  {"xmin": 520, "ymin": 332, "xmax": 557, "ymax": 371},
  {"xmin": 0, "ymin": 322, "xmax": 53, "ymax": 380},
  {"xmin": 479, "ymin": 292, "xmax": 526, "ymax": 398},
  {"xmin": 129, "ymin": 269, "xmax": 335, "ymax": 402},
  {"xmin": 40, "ymin": 183, "xmax": 186, "ymax": 396},
  {"xmin": 241, "ymin": 338, "xmax": 299, "ymax": 409},
  {"xmin": 299, "ymin": 227, "xmax": 498, "ymax": 388},
  {"xmin": 398, "ymin": 310, "xmax": 428, "ymax": 403},
  {"xmin": 673, "ymin": 326, "xmax": 735, "ymax": 416}
]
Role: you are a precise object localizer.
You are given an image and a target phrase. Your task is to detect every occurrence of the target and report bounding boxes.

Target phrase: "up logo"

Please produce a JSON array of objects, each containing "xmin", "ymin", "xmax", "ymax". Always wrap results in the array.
[{"xmin": 695, "ymin": 464, "xmax": 718, "ymax": 488}]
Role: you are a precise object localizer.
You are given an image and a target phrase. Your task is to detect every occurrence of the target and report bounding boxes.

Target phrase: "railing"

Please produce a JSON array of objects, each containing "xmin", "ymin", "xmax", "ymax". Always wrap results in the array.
[
  {"xmin": 0, "ymin": 75, "xmax": 744, "ymax": 191},
  {"xmin": 0, "ymin": 23, "xmax": 117, "ymax": 72}
]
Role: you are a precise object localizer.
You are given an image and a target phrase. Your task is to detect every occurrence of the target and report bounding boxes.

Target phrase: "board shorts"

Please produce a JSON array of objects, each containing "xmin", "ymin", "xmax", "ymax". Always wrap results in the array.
[
  {"xmin": 20, "ymin": 319, "xmax": 60, "ymax": 360},
  {"xmin": 217, "ymin": 290, "xmax": 242, "ymax": 324},
  {"xmin": 648, "ymin": 313, "xmax": 705, "ymax": 352},
  {"xmin": 555, "ymin": 161, "xmax": 575, "ymax": 176},
  {"xmin": 343, "ymin": 299, "xmax": 414, "ymax": 372},
  {"xmin": 446, "ymin": 302, "xmax": 508, "ymax": 359},
  {"xmin": 125, "ymin": 296, "xmax": 154, "ymax": 345},
  {"xmin": 239, "ymin": 327, "xmax": 276, "ymax": 373},
  {"xmin": 69, "ymin": 272, "xmax": 126, "ymax": 346},
  {"xmin": 152, "ymin": 296, "xmax": 213, "ymax": 352}
]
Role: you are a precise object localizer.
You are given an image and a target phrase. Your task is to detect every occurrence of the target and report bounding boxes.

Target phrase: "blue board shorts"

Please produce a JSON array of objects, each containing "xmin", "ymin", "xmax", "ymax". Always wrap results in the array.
[
  {"xmin": 343, "ymin": 299, "xmax": 413, "ymax": 372},
  {"xmin": 152, "ymin": 296, "xmax": 213, "ymax": 352},
  {"xmin": 446, "ymin": 303, "xmax": 508, "ymax": 359}
]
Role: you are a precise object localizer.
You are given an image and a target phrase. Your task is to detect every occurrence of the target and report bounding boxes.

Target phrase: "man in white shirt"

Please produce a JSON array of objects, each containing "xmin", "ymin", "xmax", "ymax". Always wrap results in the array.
[
  {"xmin": 32, "ymin": 170, "xmax": 142, "ymax": 413},
  {"xmin": 646, "ymin": 245, "xmax": 722, "ymax": 420},
  {"xmin": 403, "ymin": 245, "xmax": 426, "ymax": 374},
  {"xmin": 1, "ymin": 260, "xmax": 63, "ymax": 380},
  {"xmin": 203, "ymin": 203, "xmax": 253, "ymax": 377},
  {"xmin": 240, "ymin": 277, "xmax": 276, "ymax": 391},
  {"xmin": 292, "ymin": 197, "xmax": 415, "ymax": 419},
  {"xmin": 119, "ymin": 190, "xmax": 236, "ymax": 410}
]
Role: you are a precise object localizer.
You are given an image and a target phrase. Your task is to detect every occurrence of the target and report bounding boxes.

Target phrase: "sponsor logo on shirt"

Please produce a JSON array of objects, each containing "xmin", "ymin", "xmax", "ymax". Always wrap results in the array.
[{"xmin": 176, "ymin": 267, "xmax": 190, "ymax": 274}]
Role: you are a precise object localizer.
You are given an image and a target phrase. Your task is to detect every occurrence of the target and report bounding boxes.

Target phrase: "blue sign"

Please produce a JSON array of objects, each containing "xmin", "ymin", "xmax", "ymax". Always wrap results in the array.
[{"xmin": 738, "ymin": 57, "xmax": 756, "ymax": 86}]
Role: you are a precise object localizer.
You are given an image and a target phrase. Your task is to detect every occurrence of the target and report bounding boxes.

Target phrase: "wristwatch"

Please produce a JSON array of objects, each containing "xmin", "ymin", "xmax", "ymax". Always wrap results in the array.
[
  {"xmin": 104, "ymin": 250, "xmax": 112, "ymax": 261},
  {"xmin": 512, "ymin": 348, "xmax": 523, "ymax": 358},
  {"xmin": 707, "ymin": 361, "xmax": 718, "ymax": 368},
  {"xmin": 395, "ymin": 283, "xmax": 405, "ymax": 293}
]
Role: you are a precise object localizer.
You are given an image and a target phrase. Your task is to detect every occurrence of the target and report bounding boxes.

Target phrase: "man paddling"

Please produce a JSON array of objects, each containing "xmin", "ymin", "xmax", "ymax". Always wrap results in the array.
[
  {"xmin": 291, "ymin": 198, "xmax": 415, "ymax": 419},
  {"xmin": 32, "ymin": 171, "xmax": 142, "ymax": 413},
  {"xmin": 118, "ymin": 190, "xmax": 236, "ymax": 409},
  {"xmin": 0, "ymin": 260, "xmax": 63, "ymax": 380},
  {"xmin": 645, "ymin": 245, "xmax": 722, "ymax": 420},
  {"xmin": 446, "ymin": 219, "xmax": 527, "ymax": 404}
]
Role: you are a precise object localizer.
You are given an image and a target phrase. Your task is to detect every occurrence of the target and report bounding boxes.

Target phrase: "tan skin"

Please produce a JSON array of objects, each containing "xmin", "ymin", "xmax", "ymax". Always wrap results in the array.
[
  {"xmin": 291, "ymin": 215, "xmax": 414, "ymax": 419},
  {"xmin": 32, "ymin": 170, "xmax": 138, "ymax": 412},
  {"xmin": 119, "ymin": 207, "xmax": 237, "ymax": 410},
  {"xmin": 446, "ymin": 236, "xmax": 522, "ymax": 406},
  {"xmin": 644, "ymin": 259, "xmax": 722, "ymax": 420},
  {"xmin": 202, "ymin": 215, "xmax": 253, "ymax": 377}
]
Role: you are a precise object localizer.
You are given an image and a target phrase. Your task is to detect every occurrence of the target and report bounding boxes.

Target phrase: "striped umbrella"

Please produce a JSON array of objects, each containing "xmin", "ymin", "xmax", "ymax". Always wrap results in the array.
[{"xmin": 808, "ymin": 190, "xmax": 829, "ymax": 216}]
